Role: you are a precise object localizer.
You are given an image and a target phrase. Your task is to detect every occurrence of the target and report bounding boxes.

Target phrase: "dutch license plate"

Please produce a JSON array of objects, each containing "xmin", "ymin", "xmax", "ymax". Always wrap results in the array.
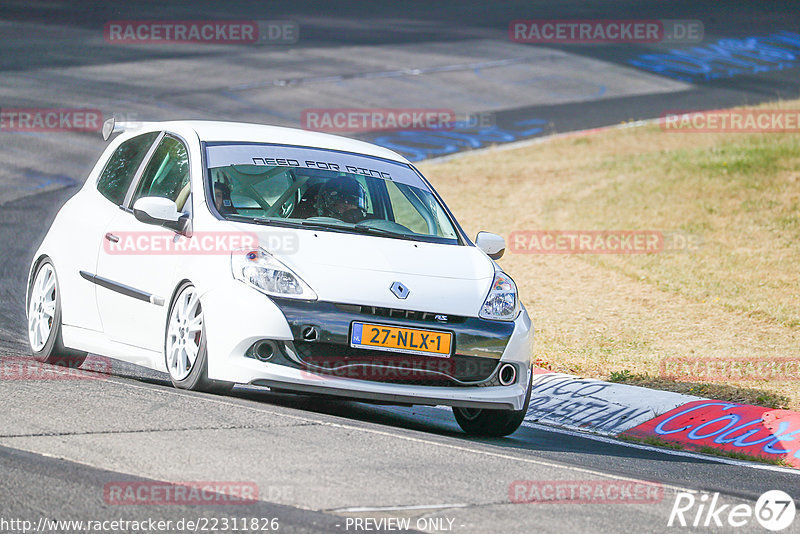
[{"xmin": 350, "ymin": 322, "xmax": 452, "ymax": 358}]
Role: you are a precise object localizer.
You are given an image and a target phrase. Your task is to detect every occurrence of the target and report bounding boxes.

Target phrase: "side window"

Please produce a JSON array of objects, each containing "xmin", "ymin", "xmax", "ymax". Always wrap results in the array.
[
  {"xmin": 96, "ymin": 132, "xmax": 158, "ymax": 205},
  {"xmin": 130, "ymin": 135, "xmax": 191, "ymax": 211}
]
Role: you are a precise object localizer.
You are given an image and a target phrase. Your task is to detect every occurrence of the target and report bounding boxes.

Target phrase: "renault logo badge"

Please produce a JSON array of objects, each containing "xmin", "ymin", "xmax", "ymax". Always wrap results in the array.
[{"xmin": 390, "ymin": 281, "xmax": 410, "ymax": 299}]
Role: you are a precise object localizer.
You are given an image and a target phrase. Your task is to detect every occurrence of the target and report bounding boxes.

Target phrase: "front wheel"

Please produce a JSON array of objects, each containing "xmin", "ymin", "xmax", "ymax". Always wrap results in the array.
[
  {"xmin": 165, "ymin": 282, "xmax": 233, "ymax": 394},
  {"xmin": 27, "ymin": 259, "xmax": 87, "ymax": 367},
  {"xmin": 452, "ymin": 367, "xmax": 532, "ymax": 437}
]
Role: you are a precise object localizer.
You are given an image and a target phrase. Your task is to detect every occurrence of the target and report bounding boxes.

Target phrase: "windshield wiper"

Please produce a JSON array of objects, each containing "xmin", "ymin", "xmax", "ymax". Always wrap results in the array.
[
  {"xmin": 224, "ymin": 215, "xmax": 297, "ymax": 228},
  {"xmin": 225, "ymin": 216, "xmax": 350, "ymax": 232},
  {"xmin": 297, "ymin": 219, "xmax": 349, "ymax": 229},
  {"xmin": 300, "ymin": 220, "xmax": 423, "ymax": 240},
  {"xmin": 224, "ymin": 216, "xmax": 334, "ymax": 233},
  {"xmin": 353, "ymin": 223, "xmax": 410, "ymax": 238},
  {"xmin": 226, "ymin": 215, "xmax": 424, "ymax": 240},
  {"xmin": 295, "ymin": 220, "xmax": 364, "ymax": 235},
  {"xmin": 298, "ymin": 219, "xmax": 422, "ymax": 240}
]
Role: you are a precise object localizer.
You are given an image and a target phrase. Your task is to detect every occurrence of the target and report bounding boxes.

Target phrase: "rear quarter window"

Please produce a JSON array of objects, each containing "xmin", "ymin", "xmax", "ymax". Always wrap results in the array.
[{"xmin": 96, "ymin": 132, "xmax": 159, "ymax": 205}]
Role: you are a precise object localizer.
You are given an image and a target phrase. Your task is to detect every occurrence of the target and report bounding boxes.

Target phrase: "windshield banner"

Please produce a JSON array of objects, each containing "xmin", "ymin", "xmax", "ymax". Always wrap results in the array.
[{"xmin": 206, "ymin": 144, "xmax": 427, "ymax": 189}]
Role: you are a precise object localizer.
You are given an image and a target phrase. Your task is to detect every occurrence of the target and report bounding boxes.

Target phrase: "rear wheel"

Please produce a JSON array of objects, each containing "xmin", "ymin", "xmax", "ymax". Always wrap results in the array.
[
  {"xmin": 452, "ymin": 367, "xmax": 532, "ymax": 437},
  {"xmin": 165, "ymin": 282, "xmax": 233, "ymax": 394},
  {"xmin": 27, "ymin": 259, "xmax": 87, "ymax": 367}
]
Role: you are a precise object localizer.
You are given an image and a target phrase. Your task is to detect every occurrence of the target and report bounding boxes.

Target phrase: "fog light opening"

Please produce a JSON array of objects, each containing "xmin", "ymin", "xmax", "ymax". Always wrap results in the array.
[
  {"xmin": 498, "ymin": 363, "xmax": 517, "ymax": 386},
  {"xmin": 254, "ymin": 340, "xmax": 276, "ymax": 362}
]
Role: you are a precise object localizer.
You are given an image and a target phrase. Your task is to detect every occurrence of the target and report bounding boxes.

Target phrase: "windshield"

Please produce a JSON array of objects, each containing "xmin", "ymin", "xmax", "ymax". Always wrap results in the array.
[{"xmin": 205, "ymin": 143, "xmax": 459, "ymax": 244}]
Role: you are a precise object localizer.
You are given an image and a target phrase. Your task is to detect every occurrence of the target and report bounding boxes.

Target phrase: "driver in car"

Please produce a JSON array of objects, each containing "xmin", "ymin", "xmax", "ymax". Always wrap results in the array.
[{"xmin": 314, "ymin": 177, "xmax": 368, "ymax": 223}]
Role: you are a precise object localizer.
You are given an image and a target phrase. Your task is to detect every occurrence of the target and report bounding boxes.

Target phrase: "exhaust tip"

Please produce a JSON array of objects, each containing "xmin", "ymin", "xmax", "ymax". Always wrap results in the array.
[
  {"xmin": 498, "ymin": 363, "xmax": 517, "ymax": 386},
  {"xmin": 302, "ymin": 326, "xmax": 319, "ymax": 342}
]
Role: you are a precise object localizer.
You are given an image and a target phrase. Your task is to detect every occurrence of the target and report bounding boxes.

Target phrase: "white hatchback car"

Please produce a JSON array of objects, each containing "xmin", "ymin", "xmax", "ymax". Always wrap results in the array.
[{"xmin": 27, "ymin": 120, "xmax": 534, "ymax": 436}]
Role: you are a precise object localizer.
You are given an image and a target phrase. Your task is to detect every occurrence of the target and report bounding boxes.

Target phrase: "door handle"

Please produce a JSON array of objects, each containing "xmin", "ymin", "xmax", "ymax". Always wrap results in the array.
[{"xmin": 105, "ymin": 233, "xmax": 120, "ymax": 243}]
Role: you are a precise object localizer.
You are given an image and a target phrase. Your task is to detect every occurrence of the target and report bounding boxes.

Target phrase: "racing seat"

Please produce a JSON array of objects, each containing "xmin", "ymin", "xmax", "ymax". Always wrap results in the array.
[{"xmin": 175, "ymin": 181, "xmax": 191, "ymax": 212}]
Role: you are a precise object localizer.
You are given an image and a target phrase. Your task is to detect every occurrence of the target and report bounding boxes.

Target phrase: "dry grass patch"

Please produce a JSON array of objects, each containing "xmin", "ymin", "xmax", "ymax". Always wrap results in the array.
[{"xmin": 419, "ymin": 100, "xmax": 800, "ymax": 409}]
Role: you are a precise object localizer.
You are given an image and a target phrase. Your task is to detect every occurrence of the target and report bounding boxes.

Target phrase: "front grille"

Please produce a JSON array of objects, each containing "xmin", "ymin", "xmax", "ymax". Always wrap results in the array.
[
  {"xmin": 291, "ymin": 341, "xmax": 499, "ymax": 386},
  {"xmin": 335, "ymin": 304, "xmax": 466, "ymax": 324}
]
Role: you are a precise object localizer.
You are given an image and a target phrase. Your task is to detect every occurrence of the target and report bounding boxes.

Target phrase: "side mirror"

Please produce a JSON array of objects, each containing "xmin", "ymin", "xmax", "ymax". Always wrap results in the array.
[
  {"xmin": 475, "ymin": 231, "xmax": 506, "ymax": 260},
  {"xmin": 133, "ymin": 197, "xmax": 190, "ymax": 234}
]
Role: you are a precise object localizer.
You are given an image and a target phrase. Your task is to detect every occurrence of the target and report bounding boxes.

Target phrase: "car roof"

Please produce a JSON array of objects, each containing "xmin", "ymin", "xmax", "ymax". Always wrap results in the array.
[{"xmin": 126, "ymin": 120, "xmax": 412, "ymax": 164}]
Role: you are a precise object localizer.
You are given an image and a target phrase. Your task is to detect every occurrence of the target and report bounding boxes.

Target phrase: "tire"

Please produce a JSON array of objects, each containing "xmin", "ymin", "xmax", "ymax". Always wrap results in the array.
[
  {"xmin": 452, "ymin": 366, "xmax": 532, "ymax": 437},
  {"xmin": 164, "ymin": 282, "xmax": 233, "ymax": 394},
  {"xmin": 27, "ymin": 259, "xmax": 87, "ymax": 367}
]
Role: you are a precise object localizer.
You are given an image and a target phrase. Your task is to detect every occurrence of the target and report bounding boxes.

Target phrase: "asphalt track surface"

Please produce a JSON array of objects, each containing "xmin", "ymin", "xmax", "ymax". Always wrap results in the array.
[{"xmin": 1, "ymin": 2, "xmax": 800, "ymax": 533}]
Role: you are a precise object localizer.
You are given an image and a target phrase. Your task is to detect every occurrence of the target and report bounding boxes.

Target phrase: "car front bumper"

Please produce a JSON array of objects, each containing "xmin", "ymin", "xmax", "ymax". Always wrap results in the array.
[{"xmin": 201, "ymin": 280, "xmax": 534, "ymax": 410}]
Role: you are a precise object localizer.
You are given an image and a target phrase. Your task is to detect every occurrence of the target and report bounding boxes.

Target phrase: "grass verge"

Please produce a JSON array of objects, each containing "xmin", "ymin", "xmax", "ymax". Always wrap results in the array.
[{"xmin": 419, "ymin": 99, "xmax": 800, "ymax": 410}]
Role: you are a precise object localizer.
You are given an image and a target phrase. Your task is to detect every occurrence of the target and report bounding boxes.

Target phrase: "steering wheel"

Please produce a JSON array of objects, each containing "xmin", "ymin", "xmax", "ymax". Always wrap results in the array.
[{"xmin": 340, "ymin": 208, "xmax": 366, "ymax": 224}]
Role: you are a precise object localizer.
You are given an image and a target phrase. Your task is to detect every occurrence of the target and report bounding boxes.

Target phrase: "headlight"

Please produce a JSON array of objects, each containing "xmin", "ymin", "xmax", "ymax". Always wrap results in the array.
[
  {"xmin": 232, "ymin": 248, "xmax": 317, "ymax": 300},
  {"xmin": 479, "ymin": 270, "xmax": 520, "ymax": 321}
]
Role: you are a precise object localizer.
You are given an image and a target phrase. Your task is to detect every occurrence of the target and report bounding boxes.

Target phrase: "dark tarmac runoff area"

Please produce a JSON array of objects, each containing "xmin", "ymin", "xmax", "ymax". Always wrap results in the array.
[{"xmin": 1, "ymin": 2, "xmax": 799, "ymax": 533}]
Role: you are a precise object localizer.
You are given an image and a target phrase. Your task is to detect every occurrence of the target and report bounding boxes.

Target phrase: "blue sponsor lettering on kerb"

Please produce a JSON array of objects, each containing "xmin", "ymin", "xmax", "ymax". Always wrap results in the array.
[
  {"xmin": 628, "ymin": 31, "xmax": 800, "ymax": 82},
  {"xmin": 372, "ymin": 118, "xmax": 547, "ymax": 162},
  {"xmin": 654, "ymin": 402, "xmax": 733, "ymax": 435},
  {"xmin": 714, "ymin": 418, "xmax": 774, "ymax": 447},
  {"xmin": 653, "ymin": 401, "xmax": 800, "ymax": 458},
  {"xmin": 686, "ymin": 414, "xmax": 741, "ymax": 440}
]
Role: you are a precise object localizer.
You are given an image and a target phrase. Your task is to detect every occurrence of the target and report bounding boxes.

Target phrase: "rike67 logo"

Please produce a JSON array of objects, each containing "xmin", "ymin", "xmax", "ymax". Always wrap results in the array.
[{"xmin": 668, "ymin": 490, "xmax": 795, "ymax": 531}]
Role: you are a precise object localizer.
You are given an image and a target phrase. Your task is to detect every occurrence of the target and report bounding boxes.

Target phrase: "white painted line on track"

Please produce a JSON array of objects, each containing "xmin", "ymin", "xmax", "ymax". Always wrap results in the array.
[
  {"xmin": 521, "ymin": 422, "xmax": 800, "ymax": 476},
  {"xmin": 331, "ymin": 504, "xmax": 470, "ymax": 513},
  {"xmin": 426, "ymin": 404, "xmax": 800, "ymax": 476},
  {"xmin": 19, "ymin": 365, "xmax": 700, "ymax": 495},
  {"xmin": 14, "ymin": 362, "xmax": 797, "ymax": 490}
]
